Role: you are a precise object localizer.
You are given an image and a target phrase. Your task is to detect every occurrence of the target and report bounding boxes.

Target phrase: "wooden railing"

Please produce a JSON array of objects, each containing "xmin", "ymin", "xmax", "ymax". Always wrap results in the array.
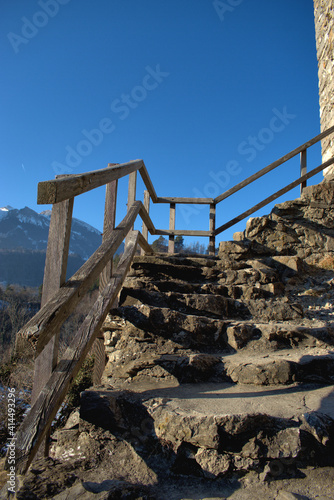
[{"xmin": 10, "ymin": 124, "xmax": 334, "ymax": 474}]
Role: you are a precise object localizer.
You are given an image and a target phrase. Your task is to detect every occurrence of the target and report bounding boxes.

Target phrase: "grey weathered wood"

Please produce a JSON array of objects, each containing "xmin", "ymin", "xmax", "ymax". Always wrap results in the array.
[
  {"xmin": 93, "ymin": 179, "xmax": 118, "ymax": 385},
  {"xmin": 127, "ymin": 171, "xmax": 137, "ymax": 210},
  {"xmin": 155, "ymin": 229, "xmax": 211, "ymax": 237},
  {"xmin": 92, "ymin": 337, "xmax": 106, "ymax": 386},
  {"xmin": 168, "ymin": 203, "xmax": 176, "ymax": 254},
  {"xmin": 99, "ymin": 179, "xmax": 118, "ymax": 291},
  {"xmin": 156, "ymin": 197, "xmax": 213, "ymax": 204},
  {"xmin": 31, "ymin": 197, "xmax": 74, "ymax": 456},
  {"xmin": 13, "ymin": 231, "xmax": 140, "ymax": 475},
  {"xmin": 139, "ymin": 163, "xmax": 158, "ymax": 203},
  {"xmin": 215, "ymin": 156, "xmax": 334, "ymax": 235},
  {"xmin": 141, "ymin": 190, "xmax": 150, "ymax": 255},
  {"xmin": 126, "ymin": 172, "xmax": 137, "ymax": 247},
  {"xmin": 300, "ymin": 149, "xmax": 307, "ymax": 195},
  {"xmin": 139, "ymin": 203, "xmax": 155, "ymax": 235},
  {"xmin": 18, "ymin": 202, "xmax": 142, "ymax": 355},
  {"xmin": 37, "ymin": 160, "xmax": 143, "ymax": 204},
  {"xmin": 209, "ymin": 203, "xmax": 216, "ymax": 256},
  {"xmin": 31, "ymin": 198, "xmax": 74, "ymax": 405},
  {"xmin": 214, "ymin": 124, "xmax": 334, "ymax": 204},
  {"xmin": 138, "ymin": 232, "xmax": 154, "ymax": 254}
]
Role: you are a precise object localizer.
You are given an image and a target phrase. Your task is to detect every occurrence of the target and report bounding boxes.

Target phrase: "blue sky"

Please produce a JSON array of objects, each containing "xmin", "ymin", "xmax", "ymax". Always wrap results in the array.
[{"xmin": 0, "ymin": 0, "xmax": 323, "ymax": 247}]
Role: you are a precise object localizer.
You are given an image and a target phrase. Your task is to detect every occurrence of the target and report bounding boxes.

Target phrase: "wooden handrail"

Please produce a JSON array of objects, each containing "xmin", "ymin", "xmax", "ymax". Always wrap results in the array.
[
  {"xmin": 141, "ymin": 190, "xmax": 151, "ymax": 255},
  {"xmin": 139, "ymin": 163, "xmax": 158, "ymax": 203},
  {"xmin": 37, "ymin": 160, "xmax": 158, "ymax": 205},
  {"xmin": 155, "ymin": 229, "xmax": 212, "ymax": 237},
  {"xmin": 138, "ymin": 231, "xmax": 154, "ymax": 254},
  {"xmin": 215, "ymin": 155, "xmax": 334, "ymax": 235},
  {"xmin": 156, "ymin": 196, "xmax": 214, "ymax": 204},
  {"xmin": 139, "ymin": 203, "xmax": 156, "ymax": 234},
  {"xmin": 214, "ymin": 124, "xmax": 334, "ymax": 204},
  {"xmin": 37, "ymin": 160, "xmax": 144, "ymax": 204},
  {"xmin": 15, "ymin": 230, "xmax": 141, "ymax": 474}
]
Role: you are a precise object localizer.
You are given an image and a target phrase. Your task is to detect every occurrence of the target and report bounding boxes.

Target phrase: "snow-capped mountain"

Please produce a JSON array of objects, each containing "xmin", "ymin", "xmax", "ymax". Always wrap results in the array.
[
  {"xmin": 0, "ymin": 205, "xmax": 125, "ymax": 286},
  {"xmin": 0, "ymin": 206, "xmax": 102, "ymax": 260},
  {"xmin": 0, "ymin": 205, "xmax": 14, "ymax": 221}
]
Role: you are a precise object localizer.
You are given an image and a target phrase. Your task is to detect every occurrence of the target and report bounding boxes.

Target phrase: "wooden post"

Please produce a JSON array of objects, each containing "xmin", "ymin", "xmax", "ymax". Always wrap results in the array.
[
  {"xmin": 300, "ymin": 149, "xmax": 307, "ymax": 195},
  {"xmin": 31, "ymin": 197, "xmax": 74, "ymax": 454},
  {"xmin": 141, "ymin": 190, "xmax": 150, "ymax": 255},
  {"xmin": 93, "ymin": 179, "xmax": 118, "ymax": 385},
  {"xmin": 168, "ymin": 203, "xmax": 175, "ymax": 254},
  {"xmin": 209, "ymin": 203, "xmax": 216, "ymax": 256},
  {"xmin": 126, "ymin": 171, "xmax": 137, "ymax": 247}
]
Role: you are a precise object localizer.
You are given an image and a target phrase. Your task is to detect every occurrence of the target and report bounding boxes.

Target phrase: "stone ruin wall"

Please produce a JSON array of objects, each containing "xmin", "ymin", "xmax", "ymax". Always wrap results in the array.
[{"xmin": 314, "ymin": 0, "xmax": 334, "ymax": 178}]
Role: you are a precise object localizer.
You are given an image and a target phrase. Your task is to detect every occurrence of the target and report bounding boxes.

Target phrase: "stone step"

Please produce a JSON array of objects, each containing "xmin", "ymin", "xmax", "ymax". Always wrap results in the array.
[
  {"xmin": 129, "ymin": 254, "xmax": 219, "ymax": 283},
  {"xmin": 222, "ymin": 347, "xmax": 334, "ymax": 385},
  {"xmin": 119, "ymin": 281, "xmax": 304, "ymax": 323},
  {"xmin": 126, "ymin": 277, "xmax": 230, "ymax": 296},
  {"xmin": 102, "ymin": 311, "xmax": 334, "ymax": 387},
  {"xmin": 105, "ymin": 348, "xmax": 334, "ymax": 388},
  {"xmin": 50, "ymin": 382, "xmax": 334, "ymax": 482},
  {"xmin": 119, "ymin": 287, "xmax": 248, "ymax": 320},
  {"xmin": 125, "ymin": 275, "xmax": 285, "ymax": 302},
  {"xmin": 114, "ymin": 303, "xmax": 228, "ymax": 351},
  {"xmin": 133, "ymin": 254, "xmax": 218, "ymax": 268},
  {"xmin": 226, "ymin": 321, "xmax": 334, "ymax": 350},
  {"xmin": 130, "ymin": 253, "xmax": 298, "ymax": 287}
]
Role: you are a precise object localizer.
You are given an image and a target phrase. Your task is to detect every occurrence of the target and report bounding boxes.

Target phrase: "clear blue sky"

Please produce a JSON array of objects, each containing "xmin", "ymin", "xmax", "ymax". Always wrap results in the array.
[{"xmin": 0, "ymin": 0, "xmax": 322, "ymax": 247}]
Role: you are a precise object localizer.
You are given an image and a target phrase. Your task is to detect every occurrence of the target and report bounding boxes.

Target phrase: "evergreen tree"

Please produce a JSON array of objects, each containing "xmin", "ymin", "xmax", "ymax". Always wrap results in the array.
[
  {"xmin": 175, "ymin": 235, "xmax": 184, "ymax": 253},
  {"xmin": 151, "ymin": 236, "xmax": 168, "ymax": 253}
]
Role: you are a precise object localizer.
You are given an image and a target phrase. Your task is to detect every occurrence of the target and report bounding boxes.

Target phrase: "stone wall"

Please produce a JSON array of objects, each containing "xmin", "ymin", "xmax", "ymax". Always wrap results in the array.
[{"xmin": 314, "ymin": 0, "xmax": 334, "ymax": 178}]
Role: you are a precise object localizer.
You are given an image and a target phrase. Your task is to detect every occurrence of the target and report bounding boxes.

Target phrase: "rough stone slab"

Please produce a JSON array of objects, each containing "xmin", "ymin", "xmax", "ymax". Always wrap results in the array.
[
  {"xmin": 218, "ymin": 240, "xmax": 252, "ymax": 259},
  {"xmin": 118, "ymin": 303, "xmax": 228, "ymax": 348},
  {"xmin": 223, "ymin": 348, "xmax": 334, "ymax": 385},
  {"xmin": 269, "ymin": 256, "xmax": 304, "ymax": 274},
  {"xmin": 145, "ymin": 401, "xmax": 220, "ymax": 450},
  {"xmin": 139, "ymin": 381, "xmax": 334, "ymax": 422},
  {"xmin": 195, "ymin": 448, "xmax": 230, "ymax": 478}
]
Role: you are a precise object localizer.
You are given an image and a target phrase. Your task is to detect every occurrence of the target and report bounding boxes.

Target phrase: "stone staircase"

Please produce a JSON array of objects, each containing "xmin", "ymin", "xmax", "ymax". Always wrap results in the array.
[{"xmin": 39, "ymin": 183, "xmax": 334, "ymax": 499}]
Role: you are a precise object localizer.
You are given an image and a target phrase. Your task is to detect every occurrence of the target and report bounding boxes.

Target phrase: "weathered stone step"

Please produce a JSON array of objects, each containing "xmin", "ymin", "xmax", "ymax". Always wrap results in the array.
[
  {"xmin": 125, "ymin": 275, "xmax": 285, "ymax": 303},
  {"xmin": 115, "ymin": 303, "xmax": 228, "ymax": 350},
  {"xmin": 102, "ymin": 312, "xmax": 334, "ymax": 387},
  {"xmin": 222, "ymin": 348, "xmax": 334, "ymax": 385},
  {"xmin": 128, "ymin": 277, "xmax": 230, "ymax": 296},
  {"xmin": 133, "ymin": 254, "xmax": 218, "ymax": 268},
  {"xmin": 51, "ymin": 382, "xmax": 334, "ymax": 482},
  {"xmin": 119, "ymin": 287, "xmax": 248, "ymax": 320},
  {"xmin": 105, "ymin": 348, "xmax": 334, "ymax": 388},
  {"xmin": 117, "ymin": 291, "xmax": 305, "ymax": 338},
  {"xmin": 130, "ymin": 253, "xmax": 299, "ymax": 288},
  {"xmin": 217, "ymin": 265, "xmax": 277, "ymax": 286},
  {"xmin": 129, "ymin": 254, "xmax": 219, "ymax": 282},
  {"xmin": 226, "ymin": 321, "xmax": 334, "ymax": 350}
]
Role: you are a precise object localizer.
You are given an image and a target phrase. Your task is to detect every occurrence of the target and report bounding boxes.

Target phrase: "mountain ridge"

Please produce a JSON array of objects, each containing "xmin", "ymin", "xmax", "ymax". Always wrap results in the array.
[{"xmin": 0, "ymin": 206, "xmax": 124, "ymax": 287}]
